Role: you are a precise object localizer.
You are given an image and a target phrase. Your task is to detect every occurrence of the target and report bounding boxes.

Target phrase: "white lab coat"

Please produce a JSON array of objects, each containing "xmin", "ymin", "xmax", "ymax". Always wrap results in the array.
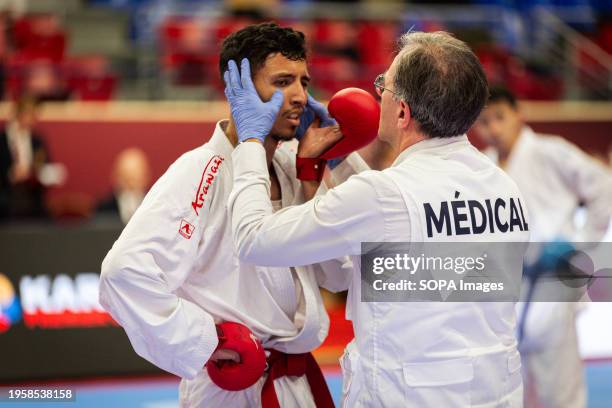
[
  {"xmin": 99, "ymin": 121, "xmax": 351, "ymax": 407},
  {"xmin": 229, "ymin": 135, "xmax": 531, "ymax": 407},
  {"xmin": 491, "ymin": 127, "xmax": 612, "ymax": 408}
]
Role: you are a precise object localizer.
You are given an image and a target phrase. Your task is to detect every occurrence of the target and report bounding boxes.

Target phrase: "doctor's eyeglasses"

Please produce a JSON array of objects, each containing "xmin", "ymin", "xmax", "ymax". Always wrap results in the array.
[{"xmin": 374, "ymin": 74, "xmax": 399, "ymax": 98}]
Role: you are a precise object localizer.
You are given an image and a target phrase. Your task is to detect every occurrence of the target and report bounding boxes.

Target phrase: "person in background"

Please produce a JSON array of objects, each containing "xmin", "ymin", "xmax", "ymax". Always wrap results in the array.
[
  {"xmin": 474, "ymin": 86, "xmax": 612, "ymax": 408},
  {"xmin": 0, "ymin": 95, "xmax": 48, "ymax": 220},
  {"xmin": 97, "ymin": 147, "xmax": 151, "ymax": 224}
]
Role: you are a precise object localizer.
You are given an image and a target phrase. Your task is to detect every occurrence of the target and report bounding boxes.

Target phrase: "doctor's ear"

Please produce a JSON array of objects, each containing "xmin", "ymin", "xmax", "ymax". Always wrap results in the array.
[{"xmin": 397, "ymin": 99, "xmax": 411, "ymax": 130}]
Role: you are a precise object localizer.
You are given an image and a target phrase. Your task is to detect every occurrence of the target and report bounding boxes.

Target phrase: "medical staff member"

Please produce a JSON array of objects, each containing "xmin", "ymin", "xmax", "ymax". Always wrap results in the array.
[
  {"xmin": 474, "ymin": 87, "xmax": 612, "ymax": 408},
  {"xmin": 226, "ymin": 31, "xmax": 531, "ymax": 407},
  {"xmin": 99, "ymin": 23, "xmax": 355, "ymax": 408}
]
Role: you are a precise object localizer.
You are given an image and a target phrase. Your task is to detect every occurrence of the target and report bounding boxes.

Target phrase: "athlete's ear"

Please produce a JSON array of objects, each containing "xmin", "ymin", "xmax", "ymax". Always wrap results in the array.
[{"xmin": 397, "ymin": 99, "xmax": 411, "ymax": 130}]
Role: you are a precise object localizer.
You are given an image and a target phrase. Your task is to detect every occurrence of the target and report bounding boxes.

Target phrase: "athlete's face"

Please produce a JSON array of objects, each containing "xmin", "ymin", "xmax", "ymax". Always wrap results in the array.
[
  {"xmin": 474, "ymin": 101, "xmax": 522, "ymax": 153},
  {"xmin": 252, "ymin": 53, "xmax": 310, "ymax": 141}
]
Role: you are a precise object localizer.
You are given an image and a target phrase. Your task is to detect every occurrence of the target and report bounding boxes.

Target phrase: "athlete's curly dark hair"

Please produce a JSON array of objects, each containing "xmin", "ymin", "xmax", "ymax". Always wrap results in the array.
[{"xmin": 219, "ymin": 22, "xmax": 307, "ymax": 80}]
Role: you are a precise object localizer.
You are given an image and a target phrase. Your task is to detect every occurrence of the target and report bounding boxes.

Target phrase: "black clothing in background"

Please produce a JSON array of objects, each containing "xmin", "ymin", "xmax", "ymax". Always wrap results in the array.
[{"xmin": 0, "ymin": 130, "xmax": 49, "ymax": 220}]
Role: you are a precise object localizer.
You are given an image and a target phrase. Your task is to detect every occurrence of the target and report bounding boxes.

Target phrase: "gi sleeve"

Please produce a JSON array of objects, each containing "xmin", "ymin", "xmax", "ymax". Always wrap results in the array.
[
  {"xmin": 99, "ymin": 149, "xmax": 224, "ymax": 379},
  {"xmin": 551, "ymin": 138, "xmax": 612, "ymax": 241},
  {"xmin": 228, "ymin": 142, "xmax": 388, "ymax": 267}
]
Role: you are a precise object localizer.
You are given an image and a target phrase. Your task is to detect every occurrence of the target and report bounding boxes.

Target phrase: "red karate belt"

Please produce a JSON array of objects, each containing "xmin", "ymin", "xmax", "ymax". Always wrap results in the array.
[{"xmin": 261, "ymin": 350, "xmax": 335, "ymax": 408}]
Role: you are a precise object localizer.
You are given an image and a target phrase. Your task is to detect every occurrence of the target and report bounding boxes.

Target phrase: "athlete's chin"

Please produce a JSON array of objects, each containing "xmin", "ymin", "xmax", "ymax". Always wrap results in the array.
[{"xmin": 271, "ymin": 126, "xmax": 298, "ymax": 142}]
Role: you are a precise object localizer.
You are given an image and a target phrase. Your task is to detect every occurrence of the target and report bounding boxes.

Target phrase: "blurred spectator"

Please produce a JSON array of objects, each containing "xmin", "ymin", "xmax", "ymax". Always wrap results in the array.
[
  {"xmin": 0, "ymin": 95, "xmax": 48, "ymax": 220},
  {"xmin": 24, "ymin": 61, "xmax": 69, "ymax": 101},
  {"xmin": 97, "ymin": 147, "xmax": 151, "ymax": 224},
  {"xmin": 6, "ymin": 59, "xmax": 70, "ymax": 101}
]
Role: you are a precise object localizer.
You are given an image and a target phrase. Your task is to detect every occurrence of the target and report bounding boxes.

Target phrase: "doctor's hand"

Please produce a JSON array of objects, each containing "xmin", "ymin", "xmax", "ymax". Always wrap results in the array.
[
  {"xmin": 224, "ymin": 58, "xmax": 284, "ymax": 144},
  {"xmin": 295, "ymin": 95, "xmax": 337, "ymax": 140}
]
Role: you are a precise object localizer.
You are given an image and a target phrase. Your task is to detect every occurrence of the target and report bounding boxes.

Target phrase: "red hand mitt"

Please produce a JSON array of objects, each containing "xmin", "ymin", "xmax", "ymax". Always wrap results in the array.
[
  {"xmin": 322, "ymin": 87, "xmax": 380, "ymax": 159},
  {"xmin": 206, "ymin": 322, "xmax": 266, "ymax": 391}
]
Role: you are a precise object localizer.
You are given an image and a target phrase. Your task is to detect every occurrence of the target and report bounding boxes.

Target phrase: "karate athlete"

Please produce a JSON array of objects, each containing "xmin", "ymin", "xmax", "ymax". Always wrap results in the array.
[
  {"xmin": 226, "ymin": 32, "xmax": 531, "ymax": 407},
  {"xmin": 474, "ymin": 87, "xmax": 612, "ymax": 408},
  {"xmin": 99, "ymin": 23, "xmax": 356, "ymax": 407}
]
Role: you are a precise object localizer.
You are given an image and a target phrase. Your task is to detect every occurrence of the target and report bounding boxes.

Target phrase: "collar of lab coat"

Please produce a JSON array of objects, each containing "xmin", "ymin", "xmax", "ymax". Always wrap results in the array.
[{"xmin": 392, "ymin": 134, "xmax": 469, "ymax": 167}]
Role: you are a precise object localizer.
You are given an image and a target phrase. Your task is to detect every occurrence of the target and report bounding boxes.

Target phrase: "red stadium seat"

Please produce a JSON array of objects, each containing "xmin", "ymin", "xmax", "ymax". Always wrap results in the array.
[
  {"xmin": 357, "ymin": 21, "xmax": 397, "ymax": 68},
  {"xmin": 66, "ymin": 56, "xmax": 117, "ymax": 101},
  {"xmin": 159, "ymin": 16, "xmax": 221, "ymax": 86},
  {"xmin": 12, "ymin": 14, "xmax": 66, "ymax": 63}
]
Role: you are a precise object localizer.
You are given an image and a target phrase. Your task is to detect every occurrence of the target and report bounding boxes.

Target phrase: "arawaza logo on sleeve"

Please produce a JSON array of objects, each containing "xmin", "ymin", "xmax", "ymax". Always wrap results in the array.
[
  {"xmin": 424, "ymin": 191, "xmax": 529, "ymax": 238},
  {"xmin": 16, "ymin": 273, "xmax": 117, "ymax": 330},
  {"xmin": 192, "ymin": 155, "xmax": 224, "ymax": 216}
]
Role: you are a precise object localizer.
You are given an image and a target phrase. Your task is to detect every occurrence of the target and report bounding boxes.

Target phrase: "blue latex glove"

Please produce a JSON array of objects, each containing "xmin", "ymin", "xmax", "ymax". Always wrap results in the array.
[
  {"xmin": 295, "ymin": 95, "xmax": 337, "ymax": 140},
  {"xmin": 524, "ymin": 239, "xmax": 575, "ymax": 281},
  {"xmin": 223, "ymin": 58, "xmax": 284, "ymax": 143},
  {"xmin": 327, "ymin": 157, "xmax": 346, "ymax": 170}
]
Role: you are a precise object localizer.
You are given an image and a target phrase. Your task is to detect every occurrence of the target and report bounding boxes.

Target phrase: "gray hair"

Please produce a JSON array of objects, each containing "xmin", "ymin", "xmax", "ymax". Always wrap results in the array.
[{"xmin": 393, "ymin": 31, "xmax": 488, "ymax": 138}]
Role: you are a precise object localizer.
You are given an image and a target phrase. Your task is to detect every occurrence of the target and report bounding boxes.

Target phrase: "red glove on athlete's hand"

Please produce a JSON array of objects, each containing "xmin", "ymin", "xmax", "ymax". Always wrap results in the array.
[
  {"xmin": 321, "ymin": 87, "xmax": 380, "ymax": 160},
  {"xmin": 206, "ymin": 322, "xmax": 267, "ymax": 391}
]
